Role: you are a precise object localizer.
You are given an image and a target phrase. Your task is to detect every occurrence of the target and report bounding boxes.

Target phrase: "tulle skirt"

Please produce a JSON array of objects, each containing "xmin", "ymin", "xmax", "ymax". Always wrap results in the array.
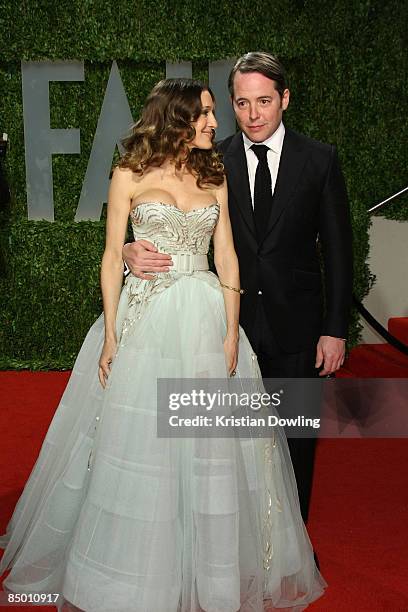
[{"xmin": 0, "ymin": 273, "xmax": 326, "ymax": 611}]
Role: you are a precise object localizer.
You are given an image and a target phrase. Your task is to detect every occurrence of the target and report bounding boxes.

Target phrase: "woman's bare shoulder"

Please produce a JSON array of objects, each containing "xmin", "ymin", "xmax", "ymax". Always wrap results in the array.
[
  {"xmin": 111, "ymin": 165, "xmax": 134, "ymax": 183},
  {"xmin": 111, "ymin": 165, "xmax": 147, "ymax": 199},
  {"xmin": 212, "ymin": 177, "xmax": 228, "ymax": 203}
]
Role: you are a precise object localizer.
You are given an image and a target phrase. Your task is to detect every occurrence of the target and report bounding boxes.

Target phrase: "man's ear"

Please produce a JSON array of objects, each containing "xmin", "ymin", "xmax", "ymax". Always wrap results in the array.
[{"xmin": 282, "ymin": 89, "xmax": 290, "ymax": 111}]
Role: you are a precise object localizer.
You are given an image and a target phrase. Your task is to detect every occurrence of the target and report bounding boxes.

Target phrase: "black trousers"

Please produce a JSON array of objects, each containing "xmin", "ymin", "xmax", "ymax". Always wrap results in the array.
[{"xmin": 247, "ymin": 298, "xmax": 320, "ymax": 524}]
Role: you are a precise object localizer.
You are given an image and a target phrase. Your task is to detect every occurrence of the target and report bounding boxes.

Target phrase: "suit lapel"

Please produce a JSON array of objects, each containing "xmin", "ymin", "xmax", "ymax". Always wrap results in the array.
[
  {"xmin": 223, "ymin": 133, "xmax": 256, "ymax": 238},
  {"xmin": 261, "ymin": 128, "xmax": 308, "ymax": 243}
]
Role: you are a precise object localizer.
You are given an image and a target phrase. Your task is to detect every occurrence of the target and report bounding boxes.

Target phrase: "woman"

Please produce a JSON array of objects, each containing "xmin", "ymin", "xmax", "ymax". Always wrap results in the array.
[{"xmin": 0, "ymin": 79, "xmax": 326, "ymax": 611}]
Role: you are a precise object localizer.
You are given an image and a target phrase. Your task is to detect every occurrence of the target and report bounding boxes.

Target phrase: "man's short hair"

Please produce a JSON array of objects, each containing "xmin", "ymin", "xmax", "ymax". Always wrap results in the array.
[{"xmin": 228, "ymin": 52, "xmax": 288, "ymax": 98}]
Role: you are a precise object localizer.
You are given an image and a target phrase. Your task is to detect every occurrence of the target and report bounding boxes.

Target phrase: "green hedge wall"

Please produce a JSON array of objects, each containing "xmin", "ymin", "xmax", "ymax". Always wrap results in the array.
[{"xmin": 0, "ymin": 0, "xmax": 407, "ymax": 368}]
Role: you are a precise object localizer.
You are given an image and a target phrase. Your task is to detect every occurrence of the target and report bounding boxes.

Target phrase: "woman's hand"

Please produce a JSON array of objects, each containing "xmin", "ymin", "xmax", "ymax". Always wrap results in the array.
[
  {"xmin": 98, "ymin": 337, "xmax": 117, "ymax": 388},
  {"xmin": 224, "ymin": 332, "xmax": 239, "ymax": 376}
]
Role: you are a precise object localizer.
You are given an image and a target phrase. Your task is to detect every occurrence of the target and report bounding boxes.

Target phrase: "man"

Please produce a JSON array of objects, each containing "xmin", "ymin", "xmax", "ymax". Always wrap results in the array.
[{"xmin": 122, "ymin": 53, "xmax": 353, "ymax": 522}]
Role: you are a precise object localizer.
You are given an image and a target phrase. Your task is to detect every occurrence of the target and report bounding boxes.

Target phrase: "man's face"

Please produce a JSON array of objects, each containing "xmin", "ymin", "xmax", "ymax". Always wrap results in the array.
[{"xmin": 232, "ymin": 71, "xmax": 290, "ymax": 143}]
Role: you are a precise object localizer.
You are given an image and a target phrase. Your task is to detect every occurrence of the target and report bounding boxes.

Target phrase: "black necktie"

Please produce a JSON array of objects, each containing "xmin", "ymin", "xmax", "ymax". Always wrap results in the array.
[{"xmin": 251, "ymin": 144, "xmax": 272, "ymax": 240}]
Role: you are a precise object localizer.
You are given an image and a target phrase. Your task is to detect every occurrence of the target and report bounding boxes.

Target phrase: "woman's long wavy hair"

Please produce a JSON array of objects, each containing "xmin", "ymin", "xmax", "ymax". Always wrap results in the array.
[{"xmin": 118, "ymin": 78, "xmax": 224, "ymax": 188}]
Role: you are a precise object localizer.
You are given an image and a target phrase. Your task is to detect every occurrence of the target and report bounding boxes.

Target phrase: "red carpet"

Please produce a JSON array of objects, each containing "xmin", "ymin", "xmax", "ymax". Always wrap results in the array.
[
  {"xmin": 339, "ymin": 344, "xmax": 408, "ymax": 378},
  {"xmin": 1, "ymin": 363, "xmax": 408, "ymax": 611},
  {"xmin": 388, "ymin": 317, "xmax": 408, "ymax": 345},
  {"xmin": 339, "ymin": 317, "xmax": 408, "ymax": 379}
]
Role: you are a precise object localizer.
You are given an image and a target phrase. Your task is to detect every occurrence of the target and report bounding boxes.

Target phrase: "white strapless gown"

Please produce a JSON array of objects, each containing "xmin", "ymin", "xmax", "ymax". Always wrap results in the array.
[{"xmin": 0, "ymin": 202, "xmax": 326, "ymax": 611}]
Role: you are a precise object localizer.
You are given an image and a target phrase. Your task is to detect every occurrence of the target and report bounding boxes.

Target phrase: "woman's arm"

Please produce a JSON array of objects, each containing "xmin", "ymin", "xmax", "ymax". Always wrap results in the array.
[
  {"xmin": 99, "ymin": 167, "xmax": 132, "ymax": 387},
  {"xmin": 212, "ymin": 179, "xmax": 241, "ymax": 375}
]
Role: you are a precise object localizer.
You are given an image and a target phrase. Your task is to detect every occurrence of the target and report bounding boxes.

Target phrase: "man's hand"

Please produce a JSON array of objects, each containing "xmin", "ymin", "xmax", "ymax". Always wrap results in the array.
[
  {"xmin": 315, "ymin": 335, "xmax": 346, "ymax": 376},
  {"xmin": 122, "ymin": 240, "xmax": 172, "ymax": 280}
]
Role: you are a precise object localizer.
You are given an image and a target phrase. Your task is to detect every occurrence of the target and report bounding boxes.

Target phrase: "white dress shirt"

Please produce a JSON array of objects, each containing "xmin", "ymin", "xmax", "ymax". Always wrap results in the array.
[{"xmin": 243, "ymin": 121, "xmax": 285, "ymax": 207}]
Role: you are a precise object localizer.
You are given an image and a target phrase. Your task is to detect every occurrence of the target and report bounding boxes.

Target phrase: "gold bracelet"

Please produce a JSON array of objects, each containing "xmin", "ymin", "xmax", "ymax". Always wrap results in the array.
[{"xmin": 220, "ymin": 282, "xmax": 245, "ymax": 294}]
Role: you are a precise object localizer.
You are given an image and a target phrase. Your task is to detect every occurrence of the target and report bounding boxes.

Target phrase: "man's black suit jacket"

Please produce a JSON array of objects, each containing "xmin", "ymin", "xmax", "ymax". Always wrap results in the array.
[{"xmin": 218, "ymin": 128, "xmax": 353, "ymax": 353}]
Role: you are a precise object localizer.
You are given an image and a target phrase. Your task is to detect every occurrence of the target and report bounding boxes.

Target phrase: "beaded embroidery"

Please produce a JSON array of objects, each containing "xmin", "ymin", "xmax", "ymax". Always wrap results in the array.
[{"xmin": 119, "ymin": 202, "xmax": 220, "ymax": 346}]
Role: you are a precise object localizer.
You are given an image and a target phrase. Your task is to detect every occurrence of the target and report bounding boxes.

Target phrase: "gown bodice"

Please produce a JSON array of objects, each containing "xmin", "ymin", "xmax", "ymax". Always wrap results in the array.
[
  {"xmin": 121, "ymin": 202, "xmax": 221, "ymax": 346},
  {"xmin": 130, "ymin": 202, "xmax": 220, "ymax": 255}
]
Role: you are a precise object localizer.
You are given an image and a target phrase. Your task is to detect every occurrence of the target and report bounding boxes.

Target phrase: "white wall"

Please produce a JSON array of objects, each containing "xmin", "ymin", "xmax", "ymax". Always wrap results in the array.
[{"xmin": 361, "ymin": 217, "xmax": 408, "ymax": 343}]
